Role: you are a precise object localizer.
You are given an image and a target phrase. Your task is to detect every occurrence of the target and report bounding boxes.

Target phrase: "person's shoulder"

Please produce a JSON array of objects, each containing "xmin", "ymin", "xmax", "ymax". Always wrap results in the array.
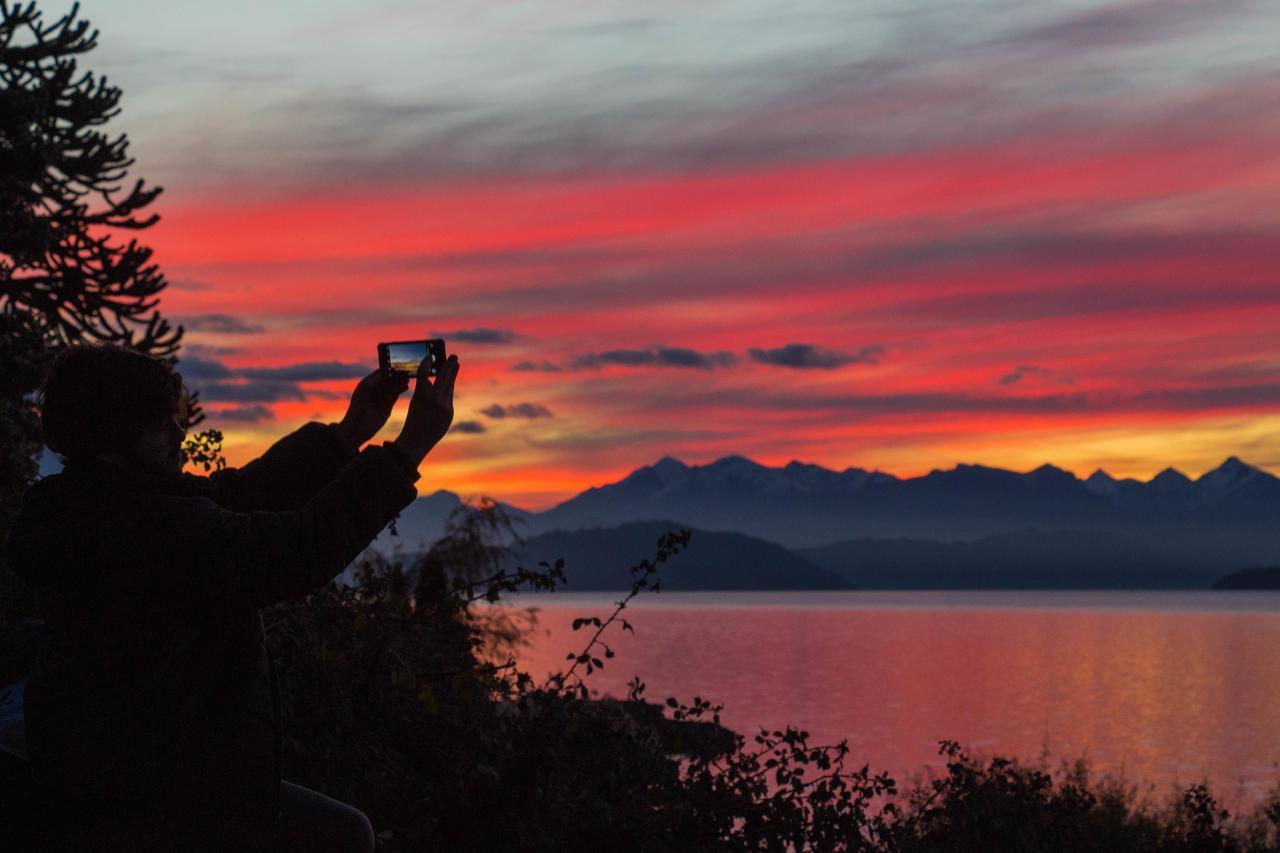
[
  {"xmin": 101, "ymin": 474, "xmax": 224, "ymax": 523},
  {"xmin": 13, "ymin": 471, "xmax": 87, "ymax": 520}
]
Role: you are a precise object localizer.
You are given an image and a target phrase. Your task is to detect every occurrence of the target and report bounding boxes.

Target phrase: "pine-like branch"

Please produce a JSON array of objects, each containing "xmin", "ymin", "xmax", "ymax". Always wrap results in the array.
[{"xmin": 0, "ymin": 0, "xmax": 178, "ymax": 358}]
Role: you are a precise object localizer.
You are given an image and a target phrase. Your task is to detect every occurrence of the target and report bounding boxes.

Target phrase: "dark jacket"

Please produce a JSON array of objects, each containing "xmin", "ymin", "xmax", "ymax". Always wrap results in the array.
[{"xmin": 5, "ymin": 423, "xmax": 420, "ymax": 820}]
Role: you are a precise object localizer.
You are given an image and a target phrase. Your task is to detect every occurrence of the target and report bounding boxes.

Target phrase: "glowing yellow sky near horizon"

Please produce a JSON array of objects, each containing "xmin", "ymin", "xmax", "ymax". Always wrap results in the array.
[{"xmin": 206, "ymin": 404, "xmax": 1280, "ymax": 511}]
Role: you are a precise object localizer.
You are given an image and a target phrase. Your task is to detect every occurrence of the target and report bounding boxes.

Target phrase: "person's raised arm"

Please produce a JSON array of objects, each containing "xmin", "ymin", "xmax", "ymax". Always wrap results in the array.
[
  {"xmin": 145, "ymin": 356, "xmax": 459, "ymax": 609},
  {"xmin": 205, "ymin": 370, "xmax": 410, "ymax": 512}
]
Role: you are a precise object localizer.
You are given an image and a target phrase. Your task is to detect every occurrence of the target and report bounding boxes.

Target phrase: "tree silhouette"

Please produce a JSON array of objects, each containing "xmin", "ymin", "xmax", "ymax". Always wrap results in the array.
[
  {"xmin": 0, "ymin": 0, "xmax": 180, "ymax": 355},
  {"xmin": 0, "ymin": 1, "xmax": 220, "ymax": 622}
]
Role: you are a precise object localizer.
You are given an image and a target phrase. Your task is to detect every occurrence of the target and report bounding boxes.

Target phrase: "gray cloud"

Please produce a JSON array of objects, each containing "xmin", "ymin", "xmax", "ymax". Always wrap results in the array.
[
  {"xmin": 176, "ymin": 355, "xmax": 368, "ymax": 405},
  {"xmin": 510, "ymin": 360, "xmax": 563, "ymax": 373},
  {"xmin": 748, "ymin": 344, "xmax": 885, "ymax": 370},
  {"xmin": 210, "ymin": 404, "xmax": 274, "ymax": 423},
  {"xmin": 177, "ymin": 355, "xmax": 235, "ymax": 380},
  {"xmin": 432, "ymin": 327, "xmax": 518, "ymax": 345},
  {"xmin": 480, "ymin": 402, "xmax": 554, "ymax": 419},
  {"xmin": 655, "ymin": 347, "xmax": 738, "ymax": 370},
  {"xmin": 195, "ymin": 381, "xmax": 309, "ymax": 403},
  {"xmin": 179, "ymin": 313, "xmax": 266, "ymax": 334},
  {"xmin": 237, "ymin": 361, "xmax": 368, "ymax": 381},
  {"xmin": 997, "ymin": 365, "xmax": 1075, "ymax": 387},
  {"xmin": 452, "ymin": 420, "xmax": 487, "ymax": 434},
  {"xmin": 570, "ymin": 346, "xmax": 737, "ymax": 371}
]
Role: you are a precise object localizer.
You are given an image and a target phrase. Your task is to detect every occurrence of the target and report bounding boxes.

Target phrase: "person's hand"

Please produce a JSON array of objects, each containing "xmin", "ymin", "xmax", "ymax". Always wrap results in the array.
[
  {"xmin": 393, "ymin": 354, "xmax": 459, "ymax": 465},
  {"xmin": 334, "ymin": 370, "xmax": 410, "ymax": 451}
]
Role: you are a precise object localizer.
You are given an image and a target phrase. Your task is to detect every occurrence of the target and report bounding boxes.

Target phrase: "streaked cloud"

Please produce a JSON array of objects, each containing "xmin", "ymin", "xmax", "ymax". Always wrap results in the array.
[
  {"xmin": 196, "ymin": 381, "xmax": 309, "ymax": 404},
  {"xmin": 998, "ymin": 365, "xmax": 1075, "ymax": 387},
  {"xmin": 209, "ymin": 404, "xmax": 274, "ymax": 423},
  {"xmin": 432, "ymin": 327, "xmax": 519, "ymax": 345},
  {"xmin": 106, "ymin": 0, "xmax": 1272, "ymax": 192},
  {"xmin": 179, "ymin": 313, "xmax": 265, "ymax": 334},
  {"xmin": 237, "ymin": 361, "xmax": 367, "ymax": 381},
  {"xmin": 572, "ymin": 382, "xmax": 1280, "ymax": 421}
]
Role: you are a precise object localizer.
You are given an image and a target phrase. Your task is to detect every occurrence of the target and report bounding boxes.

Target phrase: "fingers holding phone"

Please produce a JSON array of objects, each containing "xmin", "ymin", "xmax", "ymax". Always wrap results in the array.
[
  {"xmin": 394, "ymin": 353, "xmax": 459, "ymax": 465},
  {"xmin": 333, "ymin": 370, "xmax": 409, "ymax": 452}
]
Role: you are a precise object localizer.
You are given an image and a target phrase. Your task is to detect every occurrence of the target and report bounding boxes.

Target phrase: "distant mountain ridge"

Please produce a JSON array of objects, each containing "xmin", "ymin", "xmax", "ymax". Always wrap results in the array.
[
  {"xmin": 368, "ymin": 455, "xmax": 1280, "ymax": 589},
  {"xmin": 534, "ymin": 455, "xmax": 1280, "ymax": 546}
]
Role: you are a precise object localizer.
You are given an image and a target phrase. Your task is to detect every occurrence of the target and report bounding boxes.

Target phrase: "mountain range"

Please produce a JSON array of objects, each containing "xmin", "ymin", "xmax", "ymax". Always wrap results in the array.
[{"xmin": 367, "ymin": 456, "xmax": 1280, "ymax": 589}]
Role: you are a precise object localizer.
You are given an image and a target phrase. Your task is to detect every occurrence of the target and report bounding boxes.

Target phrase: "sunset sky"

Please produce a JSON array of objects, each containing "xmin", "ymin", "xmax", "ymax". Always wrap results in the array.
[{"xmin": 55, "ymin": 0, "xmax": 1280, "ymax": 507}]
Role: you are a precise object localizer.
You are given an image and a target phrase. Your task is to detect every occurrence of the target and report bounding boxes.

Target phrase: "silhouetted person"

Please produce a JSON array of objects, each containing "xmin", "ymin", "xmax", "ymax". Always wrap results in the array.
[{"xmin": 6, "ymin": 343, "xmax": 459, "ymax": 852}]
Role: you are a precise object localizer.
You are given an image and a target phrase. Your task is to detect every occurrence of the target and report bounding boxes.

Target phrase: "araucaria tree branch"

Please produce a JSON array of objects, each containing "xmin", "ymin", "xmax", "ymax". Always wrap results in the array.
[{"xmin": 0, "ymin": 1, "xmax": 182, "ymax": 359}]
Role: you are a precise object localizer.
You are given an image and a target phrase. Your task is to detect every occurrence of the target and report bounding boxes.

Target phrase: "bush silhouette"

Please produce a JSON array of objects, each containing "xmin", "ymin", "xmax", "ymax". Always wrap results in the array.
[{"xmin": 262, "ymin": 500, "xmax": 1280, "ymax": 852}]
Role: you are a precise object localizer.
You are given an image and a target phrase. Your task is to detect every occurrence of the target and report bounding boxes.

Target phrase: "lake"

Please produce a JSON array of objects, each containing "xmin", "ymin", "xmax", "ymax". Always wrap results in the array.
[{"xmin": 499, "ymin": 591, "xmax": 1280, "ymax": 808}]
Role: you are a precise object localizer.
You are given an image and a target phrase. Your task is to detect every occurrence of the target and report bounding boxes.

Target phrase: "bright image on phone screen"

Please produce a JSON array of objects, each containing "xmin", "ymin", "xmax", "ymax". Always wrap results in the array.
[{"xmin": 387, "ymin": 342, "xmax": 432, "ymax": 374}]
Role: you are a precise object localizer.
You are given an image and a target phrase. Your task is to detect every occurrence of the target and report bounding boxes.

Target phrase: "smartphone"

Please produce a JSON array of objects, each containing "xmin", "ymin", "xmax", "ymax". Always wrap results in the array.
[{"xmin": 378, "ymin": 338, "xmax": 446, "ymax": 379}]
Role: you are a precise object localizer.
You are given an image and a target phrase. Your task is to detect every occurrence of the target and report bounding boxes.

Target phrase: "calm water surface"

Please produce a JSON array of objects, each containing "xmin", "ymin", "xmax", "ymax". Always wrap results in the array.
[{"xmin": 501, "ymin": 591, "xmax": 1280, "ymax": 806}]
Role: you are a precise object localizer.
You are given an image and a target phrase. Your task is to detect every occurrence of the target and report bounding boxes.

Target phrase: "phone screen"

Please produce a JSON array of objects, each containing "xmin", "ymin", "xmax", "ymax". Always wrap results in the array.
[{"xmin": 382, "ymin": 340, "xmax": 443, "ymax": 376}]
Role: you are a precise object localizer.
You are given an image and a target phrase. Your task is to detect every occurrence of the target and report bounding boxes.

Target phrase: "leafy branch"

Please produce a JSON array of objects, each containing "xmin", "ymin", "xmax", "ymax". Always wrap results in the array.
[{"xmin": 546, "ymin": 528, "xmax": 690, "ymax": 699}]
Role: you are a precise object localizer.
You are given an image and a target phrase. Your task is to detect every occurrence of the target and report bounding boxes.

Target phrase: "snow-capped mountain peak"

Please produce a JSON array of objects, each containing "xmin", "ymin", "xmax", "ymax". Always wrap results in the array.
[{"xmin": 1196, "ymin": 456, "xmax": 1264, "ymax": 498}]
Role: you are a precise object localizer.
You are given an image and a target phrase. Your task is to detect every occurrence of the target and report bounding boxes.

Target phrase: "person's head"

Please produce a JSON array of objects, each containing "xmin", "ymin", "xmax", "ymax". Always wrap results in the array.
[{"xmin": 39, "ymin": 343, "xmax": 190, "ymax": 478}]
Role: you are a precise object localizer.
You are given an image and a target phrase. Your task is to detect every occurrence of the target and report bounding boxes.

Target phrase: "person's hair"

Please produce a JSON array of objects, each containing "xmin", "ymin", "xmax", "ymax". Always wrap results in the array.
[{"xmin": 39, "ymin": 344, "xmax": 187, "ymax": 465}]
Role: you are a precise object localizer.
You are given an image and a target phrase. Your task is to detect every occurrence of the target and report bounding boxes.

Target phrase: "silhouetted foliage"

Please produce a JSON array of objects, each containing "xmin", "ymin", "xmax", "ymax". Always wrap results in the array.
[
  {"xmin": 881, "ymin": 741, "xmax": 1280, "ymax": 853},
  {"xmin": 265, "ymin": 501, "xmax": 1280, "ymax": 851},
  {"xmin": 179, "ymin": 427, "xmax": 227, "ymax": 474},
  {"xmin": 0, "ymin": 313, "xmax": 47, "ymax": 624}
]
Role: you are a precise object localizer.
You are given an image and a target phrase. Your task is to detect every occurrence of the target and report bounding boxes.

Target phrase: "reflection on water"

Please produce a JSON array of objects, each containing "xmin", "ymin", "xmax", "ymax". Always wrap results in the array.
[{"xmin": 500, "ymin": 591, "xmax": 1280, "ymax": 805}]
